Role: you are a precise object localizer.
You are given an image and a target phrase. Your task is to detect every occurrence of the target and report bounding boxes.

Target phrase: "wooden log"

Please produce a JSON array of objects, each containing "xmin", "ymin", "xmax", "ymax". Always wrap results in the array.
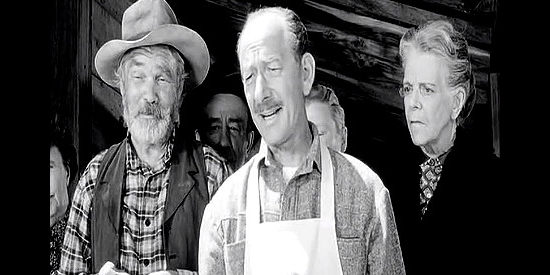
[
  {"xmin": 303, "ymin": 0, "xmax": 490, "ymax": 70},
  {"xmin": 92, "ymin": 0, "xmax": 135, "ymax": 24},
  {"xmin": 76, "ymin": 0, "xmax": 93, "ymax": 168},
  {"xmin": 392, "ymin": 0, "xmax": 496, "ymax": 19},
  {"xmin": 309, "ymin": 0, "xmax": 491, "ymax": 47},
  {"xmin": 92, "ymin": 74, "xmax": 123, "ymax": 123},
  {"xmin": 91, "ymin": 0, "xmax": 122, "ymax": 77}
]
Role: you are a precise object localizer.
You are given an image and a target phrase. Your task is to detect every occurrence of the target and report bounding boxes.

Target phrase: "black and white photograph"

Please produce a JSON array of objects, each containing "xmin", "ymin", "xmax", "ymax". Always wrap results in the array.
[{"xmin": 48, "ymin": 0, "xmax": 519, "ymax": 274}]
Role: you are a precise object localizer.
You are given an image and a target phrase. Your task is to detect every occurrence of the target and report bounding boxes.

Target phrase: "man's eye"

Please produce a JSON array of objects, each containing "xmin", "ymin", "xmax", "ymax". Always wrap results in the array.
[
  {"xmin": 208, "ymin": 125, "xmax": 221, "ymax": 131},
  {"xmin": 399, "ymin": 85, "xmax": 412, "ymax": 97},
  {"xmin": 229, "ymin": 126, "xmax": 241, "ymax": 133},
  {"xmin": 244, "ymin": 73, "xmax": 254, "ymax": 83},
  {"xmin": 157, "ymin": 76, "xmax": 171, "ymax": 83}
]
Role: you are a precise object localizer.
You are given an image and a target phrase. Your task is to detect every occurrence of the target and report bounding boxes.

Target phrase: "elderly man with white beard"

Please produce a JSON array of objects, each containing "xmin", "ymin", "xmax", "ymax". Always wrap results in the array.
[{"xmin": 57, "ymin": 1, "xmax": 232, "ymax": 274}]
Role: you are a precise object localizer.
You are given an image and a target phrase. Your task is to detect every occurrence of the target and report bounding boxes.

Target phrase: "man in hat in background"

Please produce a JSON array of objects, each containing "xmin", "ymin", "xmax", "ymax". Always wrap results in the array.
[
  {"xmin": 195, "ymin": 72, "xmax": 256, "ymax": 174},
  {"xmin": 58, "ymin": 0, "xmax": 231, "ymax": 274}
]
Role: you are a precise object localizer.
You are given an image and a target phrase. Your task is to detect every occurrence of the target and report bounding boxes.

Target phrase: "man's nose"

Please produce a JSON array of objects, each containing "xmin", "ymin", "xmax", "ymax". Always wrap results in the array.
[
  {"xmin": 141, "ymin": 78, "xmax": 159, "ymax": 104},
  {"xmin": 219, "ymin": 126, "xmax": 231, "ymax": 148},
  {"xmin": 253, "ymin": 72, "xmax": 269, "ymax": 103}
]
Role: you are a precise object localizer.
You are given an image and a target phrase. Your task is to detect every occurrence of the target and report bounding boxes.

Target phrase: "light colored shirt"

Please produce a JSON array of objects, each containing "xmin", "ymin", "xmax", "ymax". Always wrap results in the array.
[{"xmin": 199, "ymin": 124, "xmax": 405, "ymax": 275}]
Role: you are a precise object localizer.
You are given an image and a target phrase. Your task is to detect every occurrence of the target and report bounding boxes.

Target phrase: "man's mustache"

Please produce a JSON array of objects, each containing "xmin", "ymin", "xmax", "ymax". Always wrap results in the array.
[
  {"xmin": 136, "ymin": 103, "xmax": 165, "ymax": 119},
  {"xmin": 254, "ymin": 98, "xmax": 282, "ymax": 115}
]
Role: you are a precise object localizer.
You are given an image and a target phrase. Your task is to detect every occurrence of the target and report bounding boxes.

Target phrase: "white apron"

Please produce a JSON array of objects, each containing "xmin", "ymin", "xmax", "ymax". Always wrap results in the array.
[{"xmin": 243, "ymin": 143, "xmax": 343, "ymax": 275}]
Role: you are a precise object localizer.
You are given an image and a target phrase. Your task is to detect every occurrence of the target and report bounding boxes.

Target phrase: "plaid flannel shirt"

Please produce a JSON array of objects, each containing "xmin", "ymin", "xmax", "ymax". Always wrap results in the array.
[{"xmin": 58, "ymin": 137, "xmax": 232, "ymax": 275}]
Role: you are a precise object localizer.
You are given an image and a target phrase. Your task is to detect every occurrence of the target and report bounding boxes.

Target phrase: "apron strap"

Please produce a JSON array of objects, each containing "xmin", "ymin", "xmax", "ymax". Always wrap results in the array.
[{"xmin": 246, "ymin": 141, "xmax": 335, "ymax": 225}]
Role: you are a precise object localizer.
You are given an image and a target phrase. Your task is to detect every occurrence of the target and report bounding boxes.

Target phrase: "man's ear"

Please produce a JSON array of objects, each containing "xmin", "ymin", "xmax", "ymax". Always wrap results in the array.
[
  {"xmin": 301, "ymin": 52, "xmax": 316, "ymax": 97},
  {"xmin": 341, "ymin": 126, "xmax": 348, "ymax": 153},
  {"xmin": 246, "ymin": 131, "xmax": 255, "ymax": 154},
  {"xmin": 451, "ymin": 87, "xmax": 466, "ymax": 120},
  {"xmin": 65, "ymin": 168, "xmax": 71, "ymax": 187}
]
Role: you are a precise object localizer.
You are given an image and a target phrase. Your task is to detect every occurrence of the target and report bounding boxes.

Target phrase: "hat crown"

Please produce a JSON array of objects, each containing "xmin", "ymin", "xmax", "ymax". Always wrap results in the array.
[{"xmin": 122, "ymin": 0, "xmax": 178, "ymax": 40}]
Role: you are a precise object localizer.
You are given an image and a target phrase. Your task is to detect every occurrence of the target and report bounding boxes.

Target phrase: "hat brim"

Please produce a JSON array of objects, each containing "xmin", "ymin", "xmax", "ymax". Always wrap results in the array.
[{"xmin": 95, "ymin": 24, "xmax": 210, "ymax": 90}]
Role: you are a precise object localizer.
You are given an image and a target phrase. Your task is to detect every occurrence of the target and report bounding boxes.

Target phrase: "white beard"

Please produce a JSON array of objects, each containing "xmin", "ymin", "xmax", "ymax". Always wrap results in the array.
[{"xmin": 124, "ymin": 101, "xmax": 177, "ymax": 145}]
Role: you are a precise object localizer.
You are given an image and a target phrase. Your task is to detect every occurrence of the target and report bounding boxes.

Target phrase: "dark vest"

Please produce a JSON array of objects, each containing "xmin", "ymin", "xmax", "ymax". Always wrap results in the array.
[{"xmin": 90, "ymin": 136, "xmax": 210, "ymax": 273}]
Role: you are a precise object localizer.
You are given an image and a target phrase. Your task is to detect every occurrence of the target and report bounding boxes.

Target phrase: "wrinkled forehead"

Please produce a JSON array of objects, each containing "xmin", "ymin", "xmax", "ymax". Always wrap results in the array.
[
  {"xmin": 126, "ymin": 50, "xmax": 178, "ymax": 72},
  {"xmin": 403, "ymin": 49, "xmax": 448, "ymax": 83},
  {"xmin": 207, "ymin": 94, "xmax": 248, "ymax": 114},
  {"xmin": 238, "ymin": 14, "xmax": 291, "ymax": 61}
]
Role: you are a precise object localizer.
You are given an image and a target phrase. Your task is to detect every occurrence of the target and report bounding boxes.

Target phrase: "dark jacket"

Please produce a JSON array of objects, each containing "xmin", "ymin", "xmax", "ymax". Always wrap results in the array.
[
  {"xmin": 398, "ymin": 128, "xmax": 503, "ymax": 275},
  {"xmin": 90, "ymin": 133, "xmax": 210, "ymax": 273}
]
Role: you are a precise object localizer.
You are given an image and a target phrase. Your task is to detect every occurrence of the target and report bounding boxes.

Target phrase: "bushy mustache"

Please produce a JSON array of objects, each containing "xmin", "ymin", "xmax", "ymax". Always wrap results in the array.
[
  {"xmin": 136, "ymin": 103, "xmax": 165, "ymax": 119},
  {"xmin": 254, "ymin": 98, "xmax": 282, "ymax": 115}
]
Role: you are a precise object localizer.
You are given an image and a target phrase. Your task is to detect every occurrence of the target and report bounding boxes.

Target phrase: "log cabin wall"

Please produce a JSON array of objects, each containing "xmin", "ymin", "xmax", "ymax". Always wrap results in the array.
[{"xmin": 54, "ymin": 0, "xmax": 501, "ymax": 176}]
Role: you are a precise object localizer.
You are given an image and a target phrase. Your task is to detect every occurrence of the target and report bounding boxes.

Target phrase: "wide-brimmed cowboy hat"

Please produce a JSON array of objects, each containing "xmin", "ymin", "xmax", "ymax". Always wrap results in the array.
[{"xmin": 94, "ymin": 0, "xmax": 210, "ymax": 90}]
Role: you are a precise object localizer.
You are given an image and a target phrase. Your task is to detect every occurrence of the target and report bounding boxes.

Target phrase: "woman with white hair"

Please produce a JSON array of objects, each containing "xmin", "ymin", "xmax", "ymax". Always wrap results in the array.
[{"xmin": 398, "ymin": 20, "xmax": 501, "ymax": 274}]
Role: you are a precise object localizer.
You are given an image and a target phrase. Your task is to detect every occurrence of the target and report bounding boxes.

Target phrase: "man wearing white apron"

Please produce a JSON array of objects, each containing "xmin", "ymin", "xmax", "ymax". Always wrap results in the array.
[{"xmin": 199, "ymin": 6, "xmax": 405, "ymax": 275}]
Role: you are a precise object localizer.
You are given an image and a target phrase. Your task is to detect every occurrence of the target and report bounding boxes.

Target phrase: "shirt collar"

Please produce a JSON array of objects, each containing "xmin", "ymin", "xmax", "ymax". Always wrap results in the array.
[
  {"xmin": 259, "ymin": 122, "xmax": 322, "ymax": 175},
  {"xmin": 125, "ymin": 131, "xmax": 175, "ymax": 172}
]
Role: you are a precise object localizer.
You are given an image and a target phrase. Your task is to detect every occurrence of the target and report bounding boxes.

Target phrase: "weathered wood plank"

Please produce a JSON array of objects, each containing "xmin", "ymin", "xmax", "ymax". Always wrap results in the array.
[
  {"xmin": 490, "ymin": 72, "xmax": 500, "ymax": 157},
  {"xmin": 92, "ymin": 0, "xmax": 135, "ymax": 24},
  {"xmin": 317, "ymin": 66, "xmax": 403, "ymax": 109},
  {"xmin": 92, "ymin": 74, "xmax": 123, "ymax": 123},
  {"xmin": 91, "ymin": 0, "xmax": 122, "ymax": 78},
  {"xmin": 304, "ymin": 0, "xmax": 490, "ymax": 70},
  {"xmin": 312, "ymin": 0, "xmax": 491, "ymax": 47},
  {"xmin": 393, "ymin": 0, "xmax": 496, "ymax": 19},
  {"xmin": 76, "ymin": 0, "xmax": 93, "ymax": 168}
]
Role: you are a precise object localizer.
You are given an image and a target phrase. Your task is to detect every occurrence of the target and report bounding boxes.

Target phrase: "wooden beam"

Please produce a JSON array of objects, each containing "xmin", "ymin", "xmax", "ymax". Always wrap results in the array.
[
  {"xmin": 91, "ymin": 0, "xmax": 122, "ymax": 77},
  {"xmin": 317, "ymin": 66, "xmax": 403, "ymax": 109},
  {"xmin": 51, "ymin": 0, "xmax": 81, "ymax": 168},
  {"xmin": 304, "ymin": 0, "xmax": 490, "ymax": 70},
  {"xmin": 392, "ymin": 0, "xmax": 496, "ymax": 20},
  {"xmin": 312, "ymin": 0, "xmax": 491, "ymax": 47},
  {"xmin": 76, "ymin": 0, "xmax": 93, "ymax": 169},
  {"xmin": 92, "ymin": 74, "xmax": 123, "ymax": 123},
  {"xmin": 92, "ymin": 0, "xmax": 135, "ymax": 24},
  {"xmin": 489, "ymin": 72, "xmax": 500, "ymax": 157}
]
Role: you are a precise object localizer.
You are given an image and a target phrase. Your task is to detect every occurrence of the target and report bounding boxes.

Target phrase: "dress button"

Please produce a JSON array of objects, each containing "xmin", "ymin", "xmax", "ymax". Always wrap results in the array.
[
  {"xmin": 143, "ymin": 259, "xmax": 150, "ymax": 266},
  {"xmin": 145, "ymin": 219, "xmax": 151, "ymax": 226}
]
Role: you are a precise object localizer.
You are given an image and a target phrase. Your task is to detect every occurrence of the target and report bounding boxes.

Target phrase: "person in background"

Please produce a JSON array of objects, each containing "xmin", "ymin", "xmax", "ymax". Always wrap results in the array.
[
  {"xmin": 198, "ymin": 6, "xmax": 405, "ymax": 274},
  {"xmin": 58, "ymin": 0, "xmax": 231, "ymax": 274},
  {"xmin": 305, "ymin": 83, "xmax": 347, "ymax": 152},
  {"xmin": 196, "ymin": 72, "xmax": 256, "ymax": 172},
  {"xmin": 50, "ymin": 115, "xmax": 78, "ymax": 275},
  {"xmin": 397, "ymin": 19, "xmax": 501, "ymax": 274},
  {"xmin": 305, "ymin": 82, "xmax": 401, "ymax": 266}
]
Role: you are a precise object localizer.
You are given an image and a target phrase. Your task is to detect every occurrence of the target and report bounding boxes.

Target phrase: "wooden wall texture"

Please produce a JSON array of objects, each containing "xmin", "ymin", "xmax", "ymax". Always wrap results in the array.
[{"xmin": 51, "ymin": 0, "xmax": 501, "ymax": 175}]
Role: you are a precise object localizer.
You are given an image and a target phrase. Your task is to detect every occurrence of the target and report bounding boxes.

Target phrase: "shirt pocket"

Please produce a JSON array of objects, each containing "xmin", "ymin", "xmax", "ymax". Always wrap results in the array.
[
  {"xmin": 223, "ymin": 239, "xmax": 245, "ymax": 275},
  {"xmin": 337, "ymin": 237, "xmax": 366, "ymax": 274}
]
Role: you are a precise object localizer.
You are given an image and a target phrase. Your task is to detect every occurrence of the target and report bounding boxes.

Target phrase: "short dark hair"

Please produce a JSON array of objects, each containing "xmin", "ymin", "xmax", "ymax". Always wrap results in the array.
[
  {"xmin": 199, "ymin": 72, "xmax": 255, "ymax": 134},
  {"xmin": 50, "ymin": 113, "xmax": 78, "ymax": 185}
]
